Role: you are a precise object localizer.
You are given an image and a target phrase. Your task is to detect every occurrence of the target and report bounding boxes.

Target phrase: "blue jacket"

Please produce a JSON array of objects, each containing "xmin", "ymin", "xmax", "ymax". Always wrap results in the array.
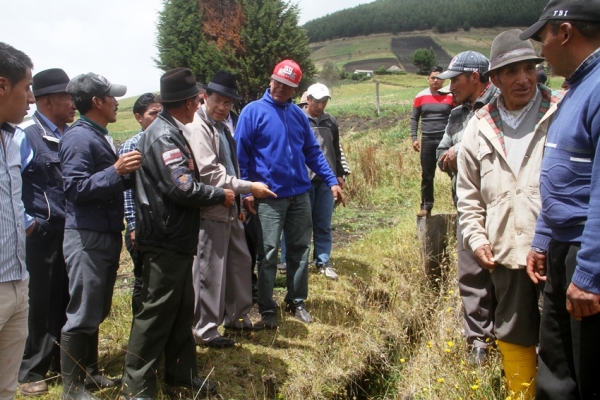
[
  {"xmin": 236, "ymin": 89, "xmax": 337, "ymax": 198},
  {"xmin": 17, "ymin": 111, "xmax": 66, "ymax": 234},
  {"xmin": 59, "ymin": 118, "xmax": 130, "ymax": 233},
  {"xmin": 532, "ymin": 48, "xmax": 600, "ymax": 293}
]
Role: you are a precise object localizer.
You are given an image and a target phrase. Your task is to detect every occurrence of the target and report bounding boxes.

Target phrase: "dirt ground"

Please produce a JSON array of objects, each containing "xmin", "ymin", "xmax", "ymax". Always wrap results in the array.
[{"xmin": 391, "ymin": 36, "xmax": 453, "ymax": 73}]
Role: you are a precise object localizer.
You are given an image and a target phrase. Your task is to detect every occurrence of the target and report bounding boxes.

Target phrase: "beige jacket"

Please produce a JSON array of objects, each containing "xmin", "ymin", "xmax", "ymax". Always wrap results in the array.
[
  {"xmin": 457, "ymin": 87, "xmax": 561, "ymax": 269},
  {"xmin": 184, "ymin": 112, "xmax": 252, "ymax": 222}
]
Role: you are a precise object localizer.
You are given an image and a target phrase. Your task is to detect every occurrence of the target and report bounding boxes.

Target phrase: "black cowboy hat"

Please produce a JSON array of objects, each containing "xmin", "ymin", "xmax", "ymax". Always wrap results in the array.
[
  {"xmin": 155, "ymin": 67, "xmax": 199, "ymax": 103},
  {"xmin": 203, "ymin": 70, "xmax": 242, "ymax": 100}
]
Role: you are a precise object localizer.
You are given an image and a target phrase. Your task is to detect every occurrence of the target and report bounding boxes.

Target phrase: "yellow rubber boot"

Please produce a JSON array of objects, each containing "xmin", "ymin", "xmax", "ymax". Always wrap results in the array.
[{"xmin": 496, "ymin": 340, "xmax": 537, "ymax": 400}]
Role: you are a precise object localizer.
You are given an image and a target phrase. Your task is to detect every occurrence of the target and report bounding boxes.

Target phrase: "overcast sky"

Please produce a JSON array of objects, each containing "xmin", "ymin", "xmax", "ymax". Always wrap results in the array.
[{"xmin": 4, "ymin": 0, "xmax": 373, "ymax": 106}]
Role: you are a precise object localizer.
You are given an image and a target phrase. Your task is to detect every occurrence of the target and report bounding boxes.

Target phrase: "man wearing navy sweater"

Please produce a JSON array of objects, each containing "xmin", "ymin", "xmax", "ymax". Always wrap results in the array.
[
  {"xmin": 521, "ymin": 0, "xmax": 600, "ymax": 398},
  {"xmin": 236, "ymin": 60, "xmax": 344, "ymax": 328}
]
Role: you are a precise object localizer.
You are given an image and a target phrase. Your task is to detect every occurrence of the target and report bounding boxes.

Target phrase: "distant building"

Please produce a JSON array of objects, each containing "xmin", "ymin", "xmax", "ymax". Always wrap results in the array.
[
  {"xmin": 387, "ymin": 65, "xmax": 403, "ymax": 72},
  {"xmin": 354, "ymin": 69, "xmax": 374, "ymax": 77}
]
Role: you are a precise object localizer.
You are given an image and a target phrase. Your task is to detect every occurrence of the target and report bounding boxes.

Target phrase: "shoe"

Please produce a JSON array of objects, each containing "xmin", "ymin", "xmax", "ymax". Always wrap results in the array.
[
  {"xmin": 277, "ymin": 262, "xmax": 287, "ymax": 274},
  {"xmin": 204, "ymin": 336, "xmax": 235, "ymax": 348},
  {"xmin": 19, "ymin": 380, "xmax": 48, "ymax": 396},
  {"xmin": 467, "ymin": 347, "xmax": 488, "ymax": 366},
  {"xmin": 417, "ymin": 209, "xmax": 431, "ymax": 217},
  {"xmin": 257, "ymin": 313, "xmax": 278, "ymax": 329},
  {"xmin": 60, "ymin": 332, "xmax": 101, "ymax": 400},
  {"xmin": 319, "ymin": 266, "xmax": 338, "ymax": 280},
  {"xmin": 288, "ymin": 305, "xmax": 312, "ymax": 323},
  {"xmin": 168, "ymin": 376, "xmax": 217, "ymax": 395}
]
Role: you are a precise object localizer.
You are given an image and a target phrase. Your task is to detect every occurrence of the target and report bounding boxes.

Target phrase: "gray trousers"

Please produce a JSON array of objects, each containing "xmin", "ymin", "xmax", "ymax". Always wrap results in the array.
[
  {"xmin": 490, "ymin": 266, "xmax": 541, "ymax": 347},
  {"xmin": 457, "ymin": 226, "xmax": 496, "ymax": 348},
  {"xmin": 62, "ymin": 229, "xmax": 121, "ymax": 334},
  {"xmin": 192, "ymin": 218, "xmax": 253, "ymax": 342}
]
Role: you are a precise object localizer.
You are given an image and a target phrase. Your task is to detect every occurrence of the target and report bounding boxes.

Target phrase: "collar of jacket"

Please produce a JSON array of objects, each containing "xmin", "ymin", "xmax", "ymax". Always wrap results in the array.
[{"xmin": 263, "ymin": 88, "xmax": 293, "ymax": 108}]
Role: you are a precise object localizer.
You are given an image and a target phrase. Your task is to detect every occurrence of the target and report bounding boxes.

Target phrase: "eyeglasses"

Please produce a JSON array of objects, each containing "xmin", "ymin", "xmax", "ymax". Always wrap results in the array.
[{"xmin": 209, "ymin": 96, "xmax": 233, "ymax": 108}]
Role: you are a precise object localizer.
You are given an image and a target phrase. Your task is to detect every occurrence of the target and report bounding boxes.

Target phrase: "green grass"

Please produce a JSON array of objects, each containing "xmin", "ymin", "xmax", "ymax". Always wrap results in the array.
[{"xmin": 311, "ymin": 33, "xmax": 398, "ymax": 70}]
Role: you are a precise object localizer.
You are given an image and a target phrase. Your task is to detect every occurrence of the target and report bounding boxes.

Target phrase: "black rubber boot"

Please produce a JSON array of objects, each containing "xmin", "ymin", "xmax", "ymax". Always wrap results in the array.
[
  {"xmin": 85, "ymin": 331, "xmax": 121, "ymax": 390},
  {"xmin": 60, "ymin": 332, "xmax": 100, "ymax": 400}
]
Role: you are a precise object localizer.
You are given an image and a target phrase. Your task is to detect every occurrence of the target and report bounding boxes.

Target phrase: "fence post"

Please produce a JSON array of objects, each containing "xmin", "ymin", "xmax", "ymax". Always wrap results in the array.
[
  {"xmin": 417, "ymin": 213, "xmax": 456, "ymax": 284},
  {"xmin": 375, "ymin": 81, "xmax": 380, "ymax": 117}
]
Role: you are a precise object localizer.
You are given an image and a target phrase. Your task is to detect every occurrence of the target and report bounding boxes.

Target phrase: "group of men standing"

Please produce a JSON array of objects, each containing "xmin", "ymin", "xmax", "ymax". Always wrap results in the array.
[
  {"xmin": 0, "ymin": 36, "xmax": 346, "ymax": 398},
  {"xmin": 411, "ymin": 0, "xmax": 600, "ymax": 398}
]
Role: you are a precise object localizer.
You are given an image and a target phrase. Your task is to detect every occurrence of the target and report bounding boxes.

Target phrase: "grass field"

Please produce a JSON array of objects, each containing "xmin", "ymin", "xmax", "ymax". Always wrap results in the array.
[{"xmin": 22, "ymin": 69, "xmax": 567, "ymax": 399}]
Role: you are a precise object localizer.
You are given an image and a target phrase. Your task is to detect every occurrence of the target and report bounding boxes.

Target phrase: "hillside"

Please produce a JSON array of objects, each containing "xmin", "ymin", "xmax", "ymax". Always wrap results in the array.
[
  {"xmin": 310, "ymin": 28, "xmax": 526, "ymax": 73},
  {"xmin": 303, "ymin": 0, "xmax": 547, "ymax": 43}
]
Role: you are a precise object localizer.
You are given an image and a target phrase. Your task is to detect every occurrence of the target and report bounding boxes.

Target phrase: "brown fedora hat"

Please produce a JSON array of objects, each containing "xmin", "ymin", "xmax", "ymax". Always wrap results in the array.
[
  {"xmin": 156, "ymin": 68, "xmax": 199, "ymax": 103},
  {"xmin": 485, "ymin": 29, "xmax": 545, "ymax": 76}
]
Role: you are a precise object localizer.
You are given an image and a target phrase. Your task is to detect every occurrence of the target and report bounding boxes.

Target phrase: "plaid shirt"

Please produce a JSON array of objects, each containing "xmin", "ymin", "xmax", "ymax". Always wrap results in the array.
[{"xmin": 118, "ymin": 131, "xmax": 144, "ymax": 231}]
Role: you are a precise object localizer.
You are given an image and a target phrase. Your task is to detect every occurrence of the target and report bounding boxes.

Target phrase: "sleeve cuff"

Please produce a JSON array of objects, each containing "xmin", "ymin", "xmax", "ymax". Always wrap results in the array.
[{"xmin": 531, "ymin": 234, "xmax": 551, "ymax": 252}]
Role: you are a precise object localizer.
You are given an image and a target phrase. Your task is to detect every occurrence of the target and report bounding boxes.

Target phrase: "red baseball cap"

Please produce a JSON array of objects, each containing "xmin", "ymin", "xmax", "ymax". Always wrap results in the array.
[{"xmin": 271, "ymin": 59, "xmax": 302, "ymax": 88}]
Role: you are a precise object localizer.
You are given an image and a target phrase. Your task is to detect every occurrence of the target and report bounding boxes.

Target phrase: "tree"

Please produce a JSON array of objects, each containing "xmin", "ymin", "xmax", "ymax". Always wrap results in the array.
[
  {"xmin": 411, "ymin": 47, "xmax": 437, "ymax": 74},
  {"xmin": 155, "ymin": 0, "xmax": 315, "ymax": 101},
  {"xmin": 319, "ymin": 60, "xmax": 341, "ymax": 87}
]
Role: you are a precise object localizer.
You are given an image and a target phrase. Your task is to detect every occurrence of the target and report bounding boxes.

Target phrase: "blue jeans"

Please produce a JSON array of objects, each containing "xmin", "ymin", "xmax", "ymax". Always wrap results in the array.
[
  {"xmin": 309, "ymin": 180, "xmax": 334, "ymax": 266},
  {"xmin": 256, "ymin": 193, "xmax": 312, "ymax": 315}
]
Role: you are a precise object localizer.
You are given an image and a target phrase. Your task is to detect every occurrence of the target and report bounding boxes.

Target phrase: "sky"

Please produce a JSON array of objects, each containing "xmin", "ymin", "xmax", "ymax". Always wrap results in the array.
[{"xmin": 4, "ymin": 0, "xmax": 374, "ymax": 110}]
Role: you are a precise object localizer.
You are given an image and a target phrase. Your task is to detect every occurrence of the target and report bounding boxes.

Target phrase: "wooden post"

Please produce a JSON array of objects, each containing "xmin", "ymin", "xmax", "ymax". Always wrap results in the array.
[
  {"xmin": 417, "ymin": 213, "xmax": 456, "ymax": 283},
  {"xmin": 375, "ymin": 82, "xmax": 380, "ymax": 117}
]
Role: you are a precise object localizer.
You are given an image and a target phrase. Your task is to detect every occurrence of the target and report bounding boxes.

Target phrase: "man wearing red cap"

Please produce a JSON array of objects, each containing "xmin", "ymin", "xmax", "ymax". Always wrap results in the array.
[{"xmin": 236, "ymin": 60, "xmax": 344, "ymax": 328}]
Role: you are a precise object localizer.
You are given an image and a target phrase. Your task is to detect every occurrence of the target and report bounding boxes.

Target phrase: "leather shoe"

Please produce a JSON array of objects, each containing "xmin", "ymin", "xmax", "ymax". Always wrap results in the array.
[
  {"xmin": 467, "ymin": 347, "xmax": 488, "ymax": 366},
  {"xmin": 19, "ymin": 380, "xmax": 48, "ymax": 396},
  {"xmin": 204, "ymin": 336, "xmax": 235, "ymax": 348},
  {"xmin": 288, "ymin": 305, "xmax": 312, "ymax": 323},
  {"xmin": 257, "ymin": 313, "xmax": 278, "ymax": 329},
  {"xmin": 85, "ymin": 374, "xmax": 121, "ymax": 390},
  {"xmin": 168, "ymin": 376, "xmax": 217, "ymax": 395}
]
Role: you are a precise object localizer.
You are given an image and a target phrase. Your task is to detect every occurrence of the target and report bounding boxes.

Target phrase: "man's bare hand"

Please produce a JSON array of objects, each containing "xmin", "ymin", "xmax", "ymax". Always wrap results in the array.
[
  {"xmin": 336, "ymin": 177, "xmax": 345, "ymax": 190},
  {"xmin": 474, "ymin": 244, "xmax": 497, "ymax": 269},
  {"xmin": 331, "ymin": 185, "xmax": 345, "ymax": 207},
  {"xmin": 440, "ymin": 146, "xmax": 458, "ymax": 173},
  {"xmin": 25, "ymin": 221, "xmax": 36, "ymax": 237},
  {"xmin": 238, "ymin": 211, "xmax": 246, "ymax": 223},
  {"xmin": 221, "ymin": 189, "xmax": 235, "ymax": 207},
  {"xmin": 250, "ymin": 182, "xmax": 276, "ymax": 199},
  {"xmin": 526, "ymin": 250, "xmax": 547, "ymax": 284},
  {"xmin": 412, "ymin": 140, "xmax": 420, "ymax": 152},
  {"xmin": 130, "ymin": 230, "xmax": 138, "ymax": 250},
  {"xmin": 566, "ymin": 282, "xmax": 600, "ymax": 320},
  {"xmin": 115, "ymin": 150, "xmax": 142, "ymax": 176},
  {"xmin": 243, "ymin": 195, "xmax": 256, "ymax": 215}
]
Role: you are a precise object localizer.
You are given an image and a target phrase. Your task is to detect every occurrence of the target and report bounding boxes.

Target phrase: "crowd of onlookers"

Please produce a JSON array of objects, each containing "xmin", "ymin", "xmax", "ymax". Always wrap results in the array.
[{"xmin": 0, "ymin": 0, "xmax": 599, "ymax": 399}]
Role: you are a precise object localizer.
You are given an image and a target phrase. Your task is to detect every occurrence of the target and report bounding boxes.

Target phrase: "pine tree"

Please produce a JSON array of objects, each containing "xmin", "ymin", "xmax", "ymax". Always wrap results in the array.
[{"xmin": 155, "ymin": 0, "xmax": 315, "ymax": 101}]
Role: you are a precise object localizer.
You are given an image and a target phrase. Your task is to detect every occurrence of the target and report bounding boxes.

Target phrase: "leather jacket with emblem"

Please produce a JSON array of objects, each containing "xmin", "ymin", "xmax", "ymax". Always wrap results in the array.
[{"xmin": 135, "ymin": 110, "xmax": 225, "ymax": 255}]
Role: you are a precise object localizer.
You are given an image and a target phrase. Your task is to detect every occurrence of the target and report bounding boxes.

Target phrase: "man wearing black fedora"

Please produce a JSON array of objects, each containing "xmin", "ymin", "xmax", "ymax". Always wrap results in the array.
[
  {"xmin": 15, "ymin": 68, "xmax": 74, "ymax": 395},
  {"xmin": 121, "ymin": 67, "xmax": 234, "ymax": 399},
  {"xmin": 188, "ymin": 70, "xmax": 275, "ymax": 348}
]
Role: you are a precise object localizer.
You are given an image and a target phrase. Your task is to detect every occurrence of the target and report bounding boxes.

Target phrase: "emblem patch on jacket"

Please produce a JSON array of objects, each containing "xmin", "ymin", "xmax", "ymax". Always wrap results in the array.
[
  {"xmin": 171, "ymin": 166, "xmax": 192, "ymax": 191},
  {"xmin": 162, "ymin": 149, "xmax": 183, "ymax": 166}
]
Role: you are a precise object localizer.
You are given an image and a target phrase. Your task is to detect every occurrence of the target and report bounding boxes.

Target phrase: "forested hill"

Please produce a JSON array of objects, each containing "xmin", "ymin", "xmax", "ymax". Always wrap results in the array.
[{"xmin": 303, "ymin": 0, "xmax": 547, "ymax": 43}]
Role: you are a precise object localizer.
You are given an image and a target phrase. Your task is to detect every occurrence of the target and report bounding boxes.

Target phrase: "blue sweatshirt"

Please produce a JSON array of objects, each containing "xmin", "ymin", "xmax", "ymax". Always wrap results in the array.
[
  {"xmin": 236, "ymin": 89, "xmax": 337, "ymax": 198},
  {"xmin": 532, "ymin": 48, "xmax": 600, "ymax": 293}
]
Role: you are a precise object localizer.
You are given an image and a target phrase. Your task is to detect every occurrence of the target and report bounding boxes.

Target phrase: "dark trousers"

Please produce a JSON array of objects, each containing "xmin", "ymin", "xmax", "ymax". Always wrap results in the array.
[
  {"xmin": 19, "ymin": 225, "xmax": 69, "ymax": 383},
  {"xmin": 536, "ymin": 240, "xmax": 600, "ymax": 399},
  {"xmin": 420, "ymin": 135, "xmax": 442, "ymax": 211},
  {"xmin": 124, "ymin": 227, "xmax": 143, "ymax": 315},
  {"xmin": 122, "ymin": 245, "xmax": 197, "ymax": 398}
]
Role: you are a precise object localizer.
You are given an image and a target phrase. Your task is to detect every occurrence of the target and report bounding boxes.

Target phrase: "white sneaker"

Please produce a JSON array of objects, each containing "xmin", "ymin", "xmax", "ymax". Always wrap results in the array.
[
  {"xmin": 320, "ymin": 266, "xmax": 338, "ymax": 281},
  {"xmin": 277, "ymin": 262, "xmax": 287, "ymax": 274}
]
